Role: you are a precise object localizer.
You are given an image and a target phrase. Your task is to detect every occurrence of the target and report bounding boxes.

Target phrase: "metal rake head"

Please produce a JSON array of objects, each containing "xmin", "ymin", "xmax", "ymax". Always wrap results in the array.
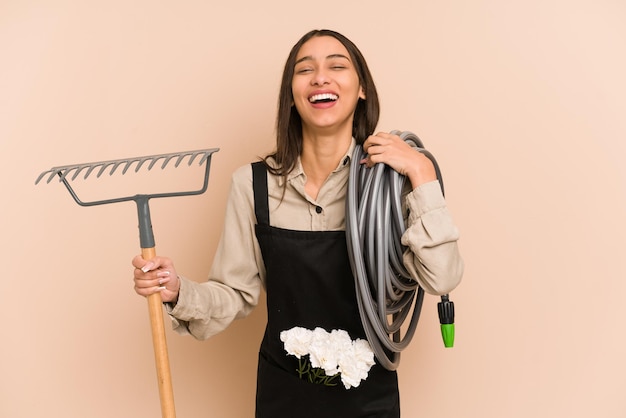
[
  {"xmin": 35, "ymin": 147, "xmax": 219, "ymax": 209},
  {"xmin": 35, "ymin": 148, "xmax": 218, "ymax": 185}
]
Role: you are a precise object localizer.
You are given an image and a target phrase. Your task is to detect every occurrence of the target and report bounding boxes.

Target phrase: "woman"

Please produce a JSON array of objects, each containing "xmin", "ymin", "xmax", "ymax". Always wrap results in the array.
[{"xmin": 133, "ymin": 29, "xmax": 463, "ymax": 417}]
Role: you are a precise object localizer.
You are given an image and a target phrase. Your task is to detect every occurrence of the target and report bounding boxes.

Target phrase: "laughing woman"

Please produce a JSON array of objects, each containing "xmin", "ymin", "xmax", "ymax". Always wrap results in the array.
[{"xmin": 132, "ymin": 29, "xmax": 463, "ymax": 417}]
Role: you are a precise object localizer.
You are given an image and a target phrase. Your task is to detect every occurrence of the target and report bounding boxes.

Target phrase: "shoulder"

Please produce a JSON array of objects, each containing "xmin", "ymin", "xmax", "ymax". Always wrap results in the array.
[
  {"xmin": 231, "ymin": 158, "xmax": 280, "ymax": 184},
  {"xmin": 228, "ymin": 159, "xmax": 286, "ymax": 207},
  {"xmin": 229, "ymin": 160, "xmax": 276, "ymax": 193},
  {"xmin": 231, "ymin": 163, "xmax": 254, "ymax": 185}
]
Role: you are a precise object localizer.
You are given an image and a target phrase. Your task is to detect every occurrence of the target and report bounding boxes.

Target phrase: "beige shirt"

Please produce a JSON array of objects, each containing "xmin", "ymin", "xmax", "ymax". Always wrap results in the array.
[{"xmin": 168, "ymin": 140, "xmax": 463, "ymax": 340}]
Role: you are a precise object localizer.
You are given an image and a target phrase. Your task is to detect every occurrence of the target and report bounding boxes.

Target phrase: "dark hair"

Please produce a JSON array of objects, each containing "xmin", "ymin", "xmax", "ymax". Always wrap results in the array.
[{"xmin": 264, "ymin": 29, "xmax": 380, "ymax": 177}]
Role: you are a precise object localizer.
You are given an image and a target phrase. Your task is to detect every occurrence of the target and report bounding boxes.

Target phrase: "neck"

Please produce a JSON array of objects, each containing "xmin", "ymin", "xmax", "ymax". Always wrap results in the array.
[
  {"xmin": 301, "ymin": 133, "xmax": 351, "ymax": 173},
  {"xmin": 300, "ymin": 127, "xmax": 352, "ymax": 200}
]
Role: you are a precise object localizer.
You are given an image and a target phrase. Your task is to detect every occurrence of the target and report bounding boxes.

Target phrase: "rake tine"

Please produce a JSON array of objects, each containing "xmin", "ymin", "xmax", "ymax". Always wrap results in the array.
[
  {"xmin": 71, "ymin": 165, "xmax": 92, "ymax": 181},
  {"xmin": 160, "ymin": 154, "xmax": 178, "ymax": 169},
  {"xmin": 175, "ymin": 152, "xmax": 193, "ymax": 167},
  {"xmin": 147, "ymin": 156, "xmax": 163, "ymax": 171},
  {"xmin": 190, "ymin": 153, "xmax": 202, "ymax": 165},
  {"xmin": 199, "ymin": 152, "xmax": 210, "ymax": 166},
  {"xmin": 122, "ymin": 158, "xmax": 142, "ymax": 174},
  {"xmin": 108, "ymin": 160, "xmax": 128, "ymax": 176},
  {"xmin": 135, "ymin": 158, "xmax": 150, "ymax": 172},
  {"xmin": 44, "ymin": 170, "xmax": 57, "ymax": 184},
  {"xmin": 59, "ymin": 167, "xmax": 79, "ymax": 182},
  {"xmin": 174, "ymin": 154, "xmax": 186, "ymax": 168},
  {"xmin": 183, "ymin": 152, "xmax": 197, "ymax": 166},
  {"xmin": 84, "ymin": 164, "xmax": 99, "ymax": 179},
  {"xmin": 96, "ymin": 162, "xmax": 117, "ymax": 178},
  {"xmin": 35, "ymin": 170, "xmax": 53, "ymax": 184}
]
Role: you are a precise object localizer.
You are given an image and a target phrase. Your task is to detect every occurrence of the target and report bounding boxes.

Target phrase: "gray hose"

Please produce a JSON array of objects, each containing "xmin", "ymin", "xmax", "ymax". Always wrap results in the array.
[{"xmin": 346, "ymin": 131, "xmax": 444, "ymax": 371}]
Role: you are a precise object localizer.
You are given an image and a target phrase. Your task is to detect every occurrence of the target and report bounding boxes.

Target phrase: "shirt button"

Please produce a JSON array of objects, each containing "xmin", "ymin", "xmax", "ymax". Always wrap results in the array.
[{"xmin": 315, "ymin": 206, "xmax": 323, "ymax": 214}]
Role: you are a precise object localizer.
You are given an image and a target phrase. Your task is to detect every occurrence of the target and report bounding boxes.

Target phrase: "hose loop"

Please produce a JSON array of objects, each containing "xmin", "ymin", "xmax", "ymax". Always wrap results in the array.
[{"xmin": 346, "ymin": 131, "xmax": 444, "ymax": 370}]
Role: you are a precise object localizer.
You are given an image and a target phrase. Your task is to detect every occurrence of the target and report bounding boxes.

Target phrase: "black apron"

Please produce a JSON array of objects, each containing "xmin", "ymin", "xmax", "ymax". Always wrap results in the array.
[{"xmin": 252, "ymin": 162, "xmax": 400, "ymax": 418}]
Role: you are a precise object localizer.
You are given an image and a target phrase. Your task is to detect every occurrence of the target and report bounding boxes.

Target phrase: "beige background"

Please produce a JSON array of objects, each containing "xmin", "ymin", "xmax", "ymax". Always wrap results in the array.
[{"xmin": 2, "ymin": 1, "xmax": 625, "ymax": 417}]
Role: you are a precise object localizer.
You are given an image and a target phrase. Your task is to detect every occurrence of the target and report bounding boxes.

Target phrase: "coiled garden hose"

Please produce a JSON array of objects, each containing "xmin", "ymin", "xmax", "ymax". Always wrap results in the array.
[{"xmin": 346, "ymin": 130, "xmax": 455, "ymax": 371}]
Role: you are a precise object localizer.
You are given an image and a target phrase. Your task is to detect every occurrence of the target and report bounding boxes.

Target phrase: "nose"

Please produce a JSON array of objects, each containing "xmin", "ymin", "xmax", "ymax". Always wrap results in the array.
[{"xmin": 311, "ymin": 68, "xmax": 330, "ymax": 86}]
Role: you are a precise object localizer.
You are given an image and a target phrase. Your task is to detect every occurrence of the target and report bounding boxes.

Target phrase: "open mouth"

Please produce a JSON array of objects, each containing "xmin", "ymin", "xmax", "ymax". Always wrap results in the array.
[{"xmin": 308, "ymin": 93, "xmax": 338, "ymax": 104}]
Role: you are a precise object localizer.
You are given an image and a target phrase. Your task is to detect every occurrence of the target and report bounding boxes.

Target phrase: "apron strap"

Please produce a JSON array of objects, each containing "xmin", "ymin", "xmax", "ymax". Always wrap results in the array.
[{"xmin": 252, "ymin": 161, "xmax": 269, "ymax": 226}]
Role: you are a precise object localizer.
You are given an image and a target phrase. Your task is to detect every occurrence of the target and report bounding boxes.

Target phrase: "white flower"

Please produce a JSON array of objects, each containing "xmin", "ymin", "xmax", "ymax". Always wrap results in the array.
[
  {"xmin": 329, "ymin": 329, "xmax": 354, "ymax": 352},
  {"xmin": 308, "ymin": 328, "xmax": 340, "ymax": 375},
  {"xmin": 353, "ymin": 338, "xmax": 376, "ymax": 368},
  {"xmin": 337, "ymin": 339, "xmax": 376, "ymax": 389},
  {"xmin": 281, "ymin": 326, "xmax": 376, "ymax": 389},
  {"xmin": 280, "ymin": 327, "xmax": 313, "ymax": 359}
]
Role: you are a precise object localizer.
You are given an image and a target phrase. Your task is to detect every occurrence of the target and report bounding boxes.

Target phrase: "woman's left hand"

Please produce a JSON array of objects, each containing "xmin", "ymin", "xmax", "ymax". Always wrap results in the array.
[{"xmin": 361, "ymin": 132, "xmax": 437, "ymax": 189}]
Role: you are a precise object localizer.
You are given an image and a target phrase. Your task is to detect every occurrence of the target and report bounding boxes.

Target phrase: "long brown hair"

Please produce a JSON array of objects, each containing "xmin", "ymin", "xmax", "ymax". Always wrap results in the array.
[{"xmin": 264, "ymin": 29, "xmax": 380, "ymax": 177}]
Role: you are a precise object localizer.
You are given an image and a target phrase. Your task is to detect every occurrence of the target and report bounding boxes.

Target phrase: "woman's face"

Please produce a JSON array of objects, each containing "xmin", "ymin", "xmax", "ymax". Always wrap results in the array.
[{"xmin": 291, "ymin": 36, "xmax": 365, "ymax": 135}]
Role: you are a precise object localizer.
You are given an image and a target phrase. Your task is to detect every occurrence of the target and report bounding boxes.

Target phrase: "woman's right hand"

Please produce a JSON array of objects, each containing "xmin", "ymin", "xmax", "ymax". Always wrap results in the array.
[{"xmin": 132, "ymin": 255, "xmax": 181, "ymax": 303}]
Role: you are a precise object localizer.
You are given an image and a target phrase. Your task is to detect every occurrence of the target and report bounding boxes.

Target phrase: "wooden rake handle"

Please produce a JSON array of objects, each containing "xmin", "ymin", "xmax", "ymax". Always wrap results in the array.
[{"xmin": 142, "ymin": 246, "xmax": 176, "ymax": 418}]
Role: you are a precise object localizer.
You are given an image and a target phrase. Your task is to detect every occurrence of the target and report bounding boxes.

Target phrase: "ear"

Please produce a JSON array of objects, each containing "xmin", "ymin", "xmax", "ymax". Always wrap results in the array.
[{"xmin": 359, "ymin": 86, "xmax": 366, "ymax": 100}]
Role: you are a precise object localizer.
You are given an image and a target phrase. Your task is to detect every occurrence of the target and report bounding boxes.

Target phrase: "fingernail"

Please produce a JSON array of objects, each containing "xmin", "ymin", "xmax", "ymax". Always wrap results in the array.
[
  {"xmin": 158, "ymin": 286, "xmax": 166, "ymax": 291},
  {"xmin": 141, "ymin": 262, "xmax": 154, "ymax": 273}
]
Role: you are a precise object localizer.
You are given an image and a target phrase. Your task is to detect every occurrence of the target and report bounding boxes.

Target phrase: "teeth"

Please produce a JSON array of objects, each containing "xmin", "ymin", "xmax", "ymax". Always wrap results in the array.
[{"xmin": 309, "ymin": 93, "xmax": 338, "ymax": 103}]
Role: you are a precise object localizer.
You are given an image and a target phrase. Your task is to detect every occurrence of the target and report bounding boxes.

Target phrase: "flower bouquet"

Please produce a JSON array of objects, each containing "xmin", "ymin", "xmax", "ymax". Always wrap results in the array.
[{"xmin": 280, "ymin": 326, "xmax": 376, "ymax": 389}]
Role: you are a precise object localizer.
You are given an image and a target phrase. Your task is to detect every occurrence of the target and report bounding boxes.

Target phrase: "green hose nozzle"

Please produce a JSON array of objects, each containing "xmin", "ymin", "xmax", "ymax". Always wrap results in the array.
[{"xmin": 438, "ymin": 295, "xmax": 455, "ymax": 348}]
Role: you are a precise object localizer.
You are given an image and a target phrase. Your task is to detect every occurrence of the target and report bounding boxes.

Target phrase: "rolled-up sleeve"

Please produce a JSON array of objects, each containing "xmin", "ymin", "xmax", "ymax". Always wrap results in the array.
[{"xmin": 401, "ymin": 180, "xmax": 464, "ymax": 295}]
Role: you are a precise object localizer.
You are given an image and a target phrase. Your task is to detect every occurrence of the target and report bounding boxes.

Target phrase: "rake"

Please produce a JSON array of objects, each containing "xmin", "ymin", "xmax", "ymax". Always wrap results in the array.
[{"xmin": 36, "ymin": 147, "xmax": 220, "ymax": 418}]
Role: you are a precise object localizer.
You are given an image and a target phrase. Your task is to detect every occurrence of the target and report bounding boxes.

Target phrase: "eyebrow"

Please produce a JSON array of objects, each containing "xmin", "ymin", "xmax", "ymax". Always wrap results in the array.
[{"xmin": 295, "ymin": 53, "xmax": 351, "ymax": 65}]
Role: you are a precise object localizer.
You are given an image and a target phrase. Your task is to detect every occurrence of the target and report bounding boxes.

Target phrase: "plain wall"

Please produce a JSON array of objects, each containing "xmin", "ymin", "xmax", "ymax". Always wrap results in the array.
[{"xmin": 2, "ymin": 1, "xmax": 625, "ymax": 417}]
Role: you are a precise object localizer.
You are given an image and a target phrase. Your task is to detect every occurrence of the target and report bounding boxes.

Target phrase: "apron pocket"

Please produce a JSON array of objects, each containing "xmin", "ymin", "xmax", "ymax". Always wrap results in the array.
[{"xmin": 255, "ymin": 352, "xmax": 400, "ymax": 418}]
